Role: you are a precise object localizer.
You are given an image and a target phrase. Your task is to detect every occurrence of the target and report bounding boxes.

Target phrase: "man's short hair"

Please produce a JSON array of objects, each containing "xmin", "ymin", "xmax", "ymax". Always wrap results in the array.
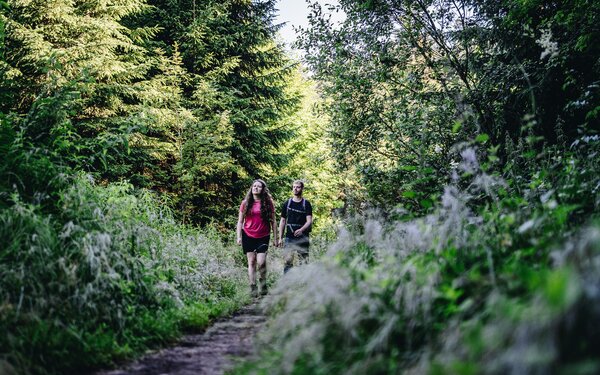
[{"xmin": 292, "ymin": 180, "xmax": 304, "ymax": 188}]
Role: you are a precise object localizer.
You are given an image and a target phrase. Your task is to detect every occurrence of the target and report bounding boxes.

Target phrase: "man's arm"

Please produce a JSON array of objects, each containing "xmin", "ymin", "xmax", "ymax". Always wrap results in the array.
[
  {"xmin": 293, "ymin": 215, "xmax": 312, "ymax": 237},
  {"xmin": 278, "ymin": 217, "xmax": 286, "ymax": 246}
]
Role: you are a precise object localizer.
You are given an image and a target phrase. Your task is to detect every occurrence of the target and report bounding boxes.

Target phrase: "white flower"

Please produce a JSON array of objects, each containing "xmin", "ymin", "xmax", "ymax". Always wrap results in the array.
[
  {"xmin": 536, "ymin": 28, "xmax": 559, "ymax": 59},
  {"xmin": 459, "ymin": 148, "xmax": 479, "ymax": 173}
]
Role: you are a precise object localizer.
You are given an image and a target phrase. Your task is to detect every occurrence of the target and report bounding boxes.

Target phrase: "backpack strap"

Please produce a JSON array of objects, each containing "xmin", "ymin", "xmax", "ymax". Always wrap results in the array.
[
  {"xmin": 286, "ymin": 198, "xmax": 308, "ymax": 234},
  {"xmin": 286, "ymin": 198, "xmax": 306, "ymax": 216}
]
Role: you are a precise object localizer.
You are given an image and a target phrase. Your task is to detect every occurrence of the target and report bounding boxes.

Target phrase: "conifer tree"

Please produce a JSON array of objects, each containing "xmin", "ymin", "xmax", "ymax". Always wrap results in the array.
[
  {"xmin": 0, "ymin": 0, "xmax": 192, "ymax": 196},
  {"xmin": 186, "ymin": 0, "xmax": 299, "ymax": 223},
  {"xmin": 2, "ymin": 0, "xmax": 300, "ymax": 224},
  {"xmin": 141, "ymin": 0, "xmax": 300, "ymax": 224}
]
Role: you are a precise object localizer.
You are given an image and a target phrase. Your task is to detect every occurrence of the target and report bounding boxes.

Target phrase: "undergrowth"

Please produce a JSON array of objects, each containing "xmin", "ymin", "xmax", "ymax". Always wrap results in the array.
[
  {"xmin": 0, "ymin": 174, "xmax": 249, "ymax": 374},
  {"xmin": 234, "ymin": 137, "xmax": 600, "ymax": 374}
]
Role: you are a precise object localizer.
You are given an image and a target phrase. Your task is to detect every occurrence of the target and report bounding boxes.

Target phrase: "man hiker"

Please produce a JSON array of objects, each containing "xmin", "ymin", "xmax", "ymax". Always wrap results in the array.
[{"xmin": 278, "ymin": 180, "xmax": 313, "ymax": 274}]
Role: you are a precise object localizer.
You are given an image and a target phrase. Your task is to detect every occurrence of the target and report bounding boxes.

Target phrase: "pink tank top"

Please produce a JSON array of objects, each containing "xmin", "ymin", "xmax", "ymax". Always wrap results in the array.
[{"xmin": 240, "ymin": 199, "xmax": 273, "ymax": 238}]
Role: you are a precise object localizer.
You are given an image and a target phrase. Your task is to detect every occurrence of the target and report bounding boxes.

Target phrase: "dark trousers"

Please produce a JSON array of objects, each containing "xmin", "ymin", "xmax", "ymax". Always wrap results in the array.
[{"xmin": 283, "ymin": 236, "xmax": 309, "ymax": 273}]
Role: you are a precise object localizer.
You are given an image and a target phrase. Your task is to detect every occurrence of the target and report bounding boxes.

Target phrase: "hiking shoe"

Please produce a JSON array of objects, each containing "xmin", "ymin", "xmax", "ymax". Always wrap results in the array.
[
  {"xmin": 260, "ymin": 286, "xmax": 268, "ymax": 296},
  {"xmin": 250, "ymin": 284, "xmax": 258, "ymax": 298}
]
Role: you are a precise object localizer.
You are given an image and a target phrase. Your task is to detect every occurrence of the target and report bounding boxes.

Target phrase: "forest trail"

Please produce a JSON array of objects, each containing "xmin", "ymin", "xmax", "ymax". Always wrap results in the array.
[{"xmin": 95, "ymin": 302, "xmax": 265, "ymax": 375}]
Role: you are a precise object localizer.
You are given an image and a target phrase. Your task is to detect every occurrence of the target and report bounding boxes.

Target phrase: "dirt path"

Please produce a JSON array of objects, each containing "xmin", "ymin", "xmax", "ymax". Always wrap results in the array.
[{"xmin": 95, "ymin": 302, "xmax": 265, "ymax": 375}]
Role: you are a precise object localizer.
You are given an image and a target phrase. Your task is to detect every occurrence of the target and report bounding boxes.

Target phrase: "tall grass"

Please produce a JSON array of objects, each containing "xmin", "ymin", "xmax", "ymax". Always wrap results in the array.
[
  {"xmin": 237, "ymin": 138, "xmax": 600, "ymax": 374},
  {"xmin": 0, "ymin": 174, "xmax": 248, "ymax": 374}
]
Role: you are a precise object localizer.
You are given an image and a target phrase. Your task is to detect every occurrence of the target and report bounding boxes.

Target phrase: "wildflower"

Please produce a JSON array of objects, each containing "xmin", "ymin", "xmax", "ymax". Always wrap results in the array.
[
  {"xmin": 537, "ymin": 28, "xmax": 559, "ymax": 59},
  {"xmin": 459, "ymin": 148, "xmax": 478, "ymax": 174}
]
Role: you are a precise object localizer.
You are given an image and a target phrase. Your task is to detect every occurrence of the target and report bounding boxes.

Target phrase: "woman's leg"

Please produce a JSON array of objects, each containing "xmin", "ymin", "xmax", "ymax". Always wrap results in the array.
[
  {"xmin": 257, "ymin": 252, "xmax": 267, "ymax": 294},
  {"xmin": 246, "ymin": 252, "xmax": 257, "ymax": 286}
]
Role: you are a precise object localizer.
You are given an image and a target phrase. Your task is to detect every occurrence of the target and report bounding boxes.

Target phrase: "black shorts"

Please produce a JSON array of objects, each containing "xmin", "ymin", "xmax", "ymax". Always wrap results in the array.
[{"xmin": 242, "ymin": 231, "xmax": 270, "ymax": 253}]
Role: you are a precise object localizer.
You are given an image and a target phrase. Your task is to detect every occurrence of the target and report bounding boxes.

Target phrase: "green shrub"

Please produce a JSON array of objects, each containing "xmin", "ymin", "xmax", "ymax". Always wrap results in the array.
[
  {"xmin": 0, "ymin": 174, "xmax": 248, "ymax": 374},
  {"xmin": 240, "ymin": 138, "xmax": 600, "ymax": 374}
]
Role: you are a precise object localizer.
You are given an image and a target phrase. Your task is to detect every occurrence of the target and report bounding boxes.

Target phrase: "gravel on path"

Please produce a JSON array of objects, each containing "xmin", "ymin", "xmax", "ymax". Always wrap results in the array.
[{"xmin": 95, "ymin": 302, "xmax": 265, "ymax": 375}]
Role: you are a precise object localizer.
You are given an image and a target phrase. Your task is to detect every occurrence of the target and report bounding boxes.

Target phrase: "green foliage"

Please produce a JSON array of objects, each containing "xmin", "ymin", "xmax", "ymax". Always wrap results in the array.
[
  {"xmin": 3, "ymin": 0, "xmax": 597, "ymax": 374},
  {"xmin": 297, "ymin": 0, "xmax": 479, "ymax": 212},
  {"xmin": 134, "ymin": 0, "xmax": 302, "ymax": 224},
  {"xmin": 476, "ymin": 0, "xmax": 600, "ymax": 141},
  {"xmin": 0, "ymin": 0, "xmax": 333, "ymax": 373},
  {"xmin": 180, "ymin": 291, "xmax": 249, "ymax": 332},
  {"xmin": 238, "ymin": 133, "xmax": 600, "ymax": 374},
  {"xmin": 0, "ymin": 114, "xmax": 62, "ymax": 208},
  {"xmin": 297, "ymin": 0, "xmax": 600, "ymax": 215},
  {"xmin": 269, "ymin": 69, "xmax": 347, "ymax": 236},
  {"xmin": 0, "ymin": 0, "xmax": 181, "ymax": 194},
  {"xmin": 1, "ymin": 0, "xmax": 307, "ymax": 228},
  {"xmin": 0, "ymin": 174, "xmax": 248, "ymax": 374}
]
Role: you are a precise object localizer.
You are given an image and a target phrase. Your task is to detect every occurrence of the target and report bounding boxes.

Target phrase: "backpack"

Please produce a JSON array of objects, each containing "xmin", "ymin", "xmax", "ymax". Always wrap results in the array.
[{"xmin": 286, "ymin": 198, "xmax": 311, "ymax": 233}]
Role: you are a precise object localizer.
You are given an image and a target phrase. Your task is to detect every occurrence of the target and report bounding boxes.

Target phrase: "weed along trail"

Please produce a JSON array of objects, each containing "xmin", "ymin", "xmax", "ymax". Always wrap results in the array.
[{"xmin": 95, "ymin": 302, "xmax": 265, "ymax": 375}]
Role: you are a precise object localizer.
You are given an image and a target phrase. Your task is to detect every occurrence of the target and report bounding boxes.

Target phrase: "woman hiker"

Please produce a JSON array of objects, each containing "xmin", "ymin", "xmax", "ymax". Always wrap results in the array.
[{"xmin": 236, "ymin": 179, "xmax": 277, "ymax": 297}]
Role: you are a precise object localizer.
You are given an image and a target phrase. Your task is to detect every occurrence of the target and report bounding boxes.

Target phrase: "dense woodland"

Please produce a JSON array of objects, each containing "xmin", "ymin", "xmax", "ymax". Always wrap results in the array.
[{"xmin": 1, "ymin": 0, "xmax": 599, "ymax": 374}]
